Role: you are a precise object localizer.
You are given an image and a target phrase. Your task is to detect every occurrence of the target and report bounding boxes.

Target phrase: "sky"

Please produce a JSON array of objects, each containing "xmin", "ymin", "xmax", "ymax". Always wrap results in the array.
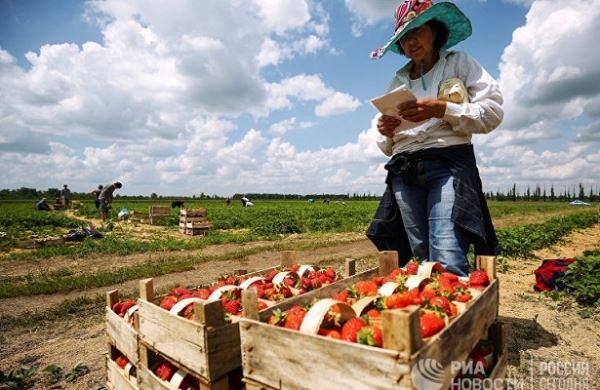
[{"xmin": 0, "ymin": 0, "xmax": 599, "ymax": 197}]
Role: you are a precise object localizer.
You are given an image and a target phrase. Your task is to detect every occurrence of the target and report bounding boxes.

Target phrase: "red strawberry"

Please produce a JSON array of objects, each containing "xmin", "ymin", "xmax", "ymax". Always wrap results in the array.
[
  {"xmin": 439, "ymin": 272, "xmax": 459, "ymax": 282},
  {"xmin": 287, "ymin": 264, "xmax": 300, "ymax": 272},
  {"xmin": 265, "ymin": 269, "xmax": 278, "ymax": 282},
  {"xmin": 159, "ymin": 296, "xmax": 177, "ymax": 311},
  {"xmin": 327, "ymin": 329, "xmax": 342, "ymax": 339},
  {"xmin": 372, "ymin": 276, "xmax": 386, "ymax": 286},
  {"xmin": 454, "ymin": 289, "xmax": 472, "ymax": 303},
  {"xmin": 420, "ymin": 284, "xmax": 438, "ymax": 301},
  {"xmin": 354, "ymin": 281, "xmax": 378, "ymax": 297},
  {"xmin": 420, "ymin": 313, "xmax": 445, "ymax": 338},
  {"xmin": 341, "ymin": 317, "xmax": 366, "ymax": 342},
  {"xmin": 357, "ymin": 325, "xmax": 383, "ymax": 347},
  {"xmin": 469, "ymin": 270, "xmax": 490, "ymax": 287},
  {"xmin": 332, "ymin": 290, "xmax": 349, "ymax": 302},
  {"xmin": 257, "ymin": 301, "xmax": 268, "ymax": 311},
  {"xmin": 301, "ymin": 277, "xmax": 313, "ymax": 290},
  {"xmin": 112, "ymin": 302, "xmax": 123, "ymax": 314},
  {"xmin": 406, "ymin": 260, "xmax": 419, "ymax": 275},
  {"xmin": 385, "ymin": 292, "xmax": 412, "ymax": 309},
  {"xmin": 155, "ymin": 361, "xmax": 175, "ymax": 381},
  {"xmin": 267, "ymin": 309, "xmax": 285, "ymax": 326},
  {"xmin": 193, "ymin": 288, "xmax": 210, "ymax": 300},
  {"xmin": 325, "ymin": 267, "xmax": 337, "ymax": 279},
  {"xmin": 284, "ymin": 306, "xmax": 307, "ymax": 330},
  {"xmin": 171, "ymin": 287, "xmax": 191, "ymax": 297},
  {"xmin": 182, "ymin": 304, "xmax": 194, "ymax": 319},
  {"xmin": 222, "ymin": 299, "xmax": 241, "ymax": 315},
  {"xmin": 429, "ymin": 296, "xmax": 451, "ymax": 315},
  {"xmin": 366, "ymin": 308, "xmax": 381, "ymax": 319},
  {"xmin": 279, "ymin": 286, "xmax": 293, "ymax": 298},
  {"xmin": 115, "ymin": 355, "xmax": 129, "ymax": 369}
]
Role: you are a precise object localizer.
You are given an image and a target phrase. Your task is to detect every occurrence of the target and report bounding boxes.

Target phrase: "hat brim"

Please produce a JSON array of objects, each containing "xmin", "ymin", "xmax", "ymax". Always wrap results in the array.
[{"xmin": 374, "ymin": 2, "xmax": 472, "ymax": 59}]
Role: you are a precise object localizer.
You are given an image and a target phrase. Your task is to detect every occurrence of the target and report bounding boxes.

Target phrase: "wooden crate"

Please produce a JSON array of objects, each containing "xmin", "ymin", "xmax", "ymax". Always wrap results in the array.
[
  {"xmin": 136, "ymin": 251, "xmax": 356, "ymax": 388},
  {"xmin": 138, "ymin": 343, "xmax": 234, "ymax": 390},
  {"xmin": 180, "ymin": 208, "xmax": 207, "ymax": 217},
  {"xmin": 106, "ymin": 290, "xmax": 139, "ymax": 363},
  {"xmin": 179, "ymin": 208, "xmax": 213, "ymax": 235},
  {"xmin": 239, "ymin": 253, "xmax": 500, "ymax": 390},
  {"xmin": 149, "ymin": 206, "xmax": 171, "ymax": 225},
  {"xmin": 106, "ymin": 344, "xmax": 138, "ymax": 390}
]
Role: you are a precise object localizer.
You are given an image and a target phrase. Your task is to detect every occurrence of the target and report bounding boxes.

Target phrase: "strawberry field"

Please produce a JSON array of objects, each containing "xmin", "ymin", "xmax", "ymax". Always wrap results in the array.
[{"xmin": 0, "ymin": 200, "xmax": 598, "ymax": 389}]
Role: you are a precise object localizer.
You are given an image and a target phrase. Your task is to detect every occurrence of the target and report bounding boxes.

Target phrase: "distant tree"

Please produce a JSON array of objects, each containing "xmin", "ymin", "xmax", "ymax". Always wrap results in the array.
[
  {"xmin": 550, "ymin": 184, "xmax": 555, "ymax": 201},
  {"xmin": 578, "ymin": 183, "xmax": 585, "ymax": 200},
  {"xmin": 150, "ymin": 193, "xmax": 158, "ymax": 199}
]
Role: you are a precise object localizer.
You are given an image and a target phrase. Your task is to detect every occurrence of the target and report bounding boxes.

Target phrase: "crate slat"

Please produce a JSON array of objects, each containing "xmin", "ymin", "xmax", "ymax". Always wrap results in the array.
[{"xmin": 106, "ymin": 357, "xmax": 138, "ymax": 390}]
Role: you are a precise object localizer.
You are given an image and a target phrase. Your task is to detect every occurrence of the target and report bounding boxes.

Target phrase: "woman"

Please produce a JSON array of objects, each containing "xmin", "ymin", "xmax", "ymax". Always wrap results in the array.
[{"xmin": 367, "ymin": 0, "xmax": 503, "ymax": 276}]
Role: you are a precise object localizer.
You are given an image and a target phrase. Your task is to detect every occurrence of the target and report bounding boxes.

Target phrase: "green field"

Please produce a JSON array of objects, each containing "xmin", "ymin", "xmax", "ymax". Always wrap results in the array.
[{"xmin": 0, "ymin": 199, "xmax": 597, "ymax": 259}]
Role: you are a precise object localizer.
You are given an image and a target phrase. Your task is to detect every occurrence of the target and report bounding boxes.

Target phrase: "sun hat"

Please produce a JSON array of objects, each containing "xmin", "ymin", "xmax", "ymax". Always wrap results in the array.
[{"xmin": 370, "ymin": 0, "xmax": 472, "ymax": 59}]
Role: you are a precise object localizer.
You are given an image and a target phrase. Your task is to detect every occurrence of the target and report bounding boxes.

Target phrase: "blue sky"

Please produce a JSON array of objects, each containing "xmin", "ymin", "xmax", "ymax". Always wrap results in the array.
[{"xmin": 1, "ymin": 0, "xmax": 599, "ymax": 196}]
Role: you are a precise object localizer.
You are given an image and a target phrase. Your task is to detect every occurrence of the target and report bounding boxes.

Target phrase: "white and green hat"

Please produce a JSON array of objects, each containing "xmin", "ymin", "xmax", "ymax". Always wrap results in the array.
[{"xmin": 370, "ymin": 0, "xmax": 472, "ymax": 59}]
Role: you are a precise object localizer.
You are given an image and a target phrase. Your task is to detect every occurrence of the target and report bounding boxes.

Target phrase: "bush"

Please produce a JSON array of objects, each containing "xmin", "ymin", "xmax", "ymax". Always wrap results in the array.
[{"xmin": 559, "ymin": 249, "xmax": 600, "ymax": 306}]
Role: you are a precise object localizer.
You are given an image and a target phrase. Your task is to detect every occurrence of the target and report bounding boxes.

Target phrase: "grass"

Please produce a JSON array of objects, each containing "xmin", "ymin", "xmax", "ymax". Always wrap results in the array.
[{"xmin": 0, "ymin": 236, "xmax": 364, "ymax": 298}]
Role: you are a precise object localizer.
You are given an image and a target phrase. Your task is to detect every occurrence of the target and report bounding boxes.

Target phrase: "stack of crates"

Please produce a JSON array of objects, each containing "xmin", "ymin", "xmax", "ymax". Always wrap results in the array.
[{"xmin": 179, "ymin": 208, "xmax": 213, "ymax": 235}]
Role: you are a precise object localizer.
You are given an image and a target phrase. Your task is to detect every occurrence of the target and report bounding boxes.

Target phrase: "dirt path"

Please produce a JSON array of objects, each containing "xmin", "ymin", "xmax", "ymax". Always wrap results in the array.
[
  {"xmin": 499, "ymin": 223, "xmax": 600, "ymax": 387},
  {"xmin": 1, "ymin": 225, "xmax": 599, "ymax": 389}
]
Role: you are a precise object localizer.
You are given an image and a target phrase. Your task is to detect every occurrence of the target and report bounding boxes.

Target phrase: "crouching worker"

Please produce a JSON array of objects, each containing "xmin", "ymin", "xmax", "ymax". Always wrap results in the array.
[
  {"xmin": 35, "ymin": 198, "xmax": 51, "ymax": 211},
  {"xmin": 99, "ymin": 181, "xmax": 122, "ymax": 221}
]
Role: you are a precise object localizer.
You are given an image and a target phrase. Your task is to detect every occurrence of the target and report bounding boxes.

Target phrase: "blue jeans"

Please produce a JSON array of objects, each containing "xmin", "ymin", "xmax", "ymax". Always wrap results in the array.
[{"xmin": 391, "ymin": 159, "xmax": 469, "ymax": 276}]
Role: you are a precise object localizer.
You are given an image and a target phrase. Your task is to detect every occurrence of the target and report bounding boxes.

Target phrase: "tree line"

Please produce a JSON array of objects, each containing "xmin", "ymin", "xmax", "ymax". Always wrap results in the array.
[{"xmin": 485, "ymin": 183, "xmax": 599, "ymax": 202}]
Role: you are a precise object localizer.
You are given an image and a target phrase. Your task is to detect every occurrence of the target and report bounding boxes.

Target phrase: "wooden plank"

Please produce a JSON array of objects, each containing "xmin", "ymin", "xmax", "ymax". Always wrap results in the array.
[
  {"xmin": 181, "ymin": 208, "xmax": 207, "ymax": 217},
  {"xmin": 344, "ymin": 258, "xmax": 356, "ymax": 278},
  {"xmin": 205, "ymin": 324, "xmax": 242, "ymax": 383},
  {"xmin": 137, "ymin": 364, "xmax": 172, "ymax": 390},
  {"xmin": 382, "ymin": 306, "xmax": 422, "ymax": 355},
  {"xmin": 194, "ymin": 300, "xmax": 225, "ymax": 327},
  {"xmin": 106, "ymin": 307, "xmax": 139, "ymax": 363},
  {"xmin": 279, "ymin": 251, "xmax": 297, "ymax": 267},
  {"xmin": 476, "ymin": 256, "xmax": 497, "ymax": 280},
  {"xmin": 106, "ymin": 356, "xmax": 138, "ymax": 390},
  {"xmin": 240, "ymin": 319, "xmax": 411, "ymax": 390},
  {"xmin": 137, "ymin": 299, "xmax": 210, "ymax": 379},
  {"xmin": 379, "ymin": 251, "xmax": 399, "ymax": 276},
  {"xmin": 106, "ymin": 290, "xmax": 119, "ymax": 308},
  {"xmin": 139, "ymin": 279, "xmax": 154, "ymax": 301},
  {"xmin": 242, "ymin": 289, "xmax": 259, "ymax": 321}
]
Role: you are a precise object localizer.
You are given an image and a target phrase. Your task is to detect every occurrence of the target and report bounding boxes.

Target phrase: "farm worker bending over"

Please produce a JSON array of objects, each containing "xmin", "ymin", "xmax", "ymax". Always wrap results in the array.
[
  {"xmin": 91, "ymin": 185, "xmax": 103, "ymax": 209},
  {"xmin": 35, "ymin": 198, "xmax": 51, "ymax": 211},
  {"xmin": 99, "ymin": 182, "xmax": 122, "ymax": 221},
  {"xmin": 367, "ymin": 0, "xmax": 502, "ymax": 276}
]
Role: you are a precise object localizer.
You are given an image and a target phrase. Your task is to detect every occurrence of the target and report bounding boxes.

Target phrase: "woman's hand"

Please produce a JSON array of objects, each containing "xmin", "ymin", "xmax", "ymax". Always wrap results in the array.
[
  {"xmin": 397, "ymin": 98, "xmax": 446, "ymax": 122},
  {"xmin": 377, "ymin": 115, "xmax": 401, "ymax": 137}
]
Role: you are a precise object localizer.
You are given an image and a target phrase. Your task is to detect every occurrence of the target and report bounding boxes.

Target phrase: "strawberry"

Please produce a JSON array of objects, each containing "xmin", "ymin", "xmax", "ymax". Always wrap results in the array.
[
  {"xmin": 193, "ymin": 288, "xmax": 211, "ymax": 300},
  {"xmin": 341, "ymin": 317, "xmax": 366, "ymax": 342},
  {"xmin": 287, "ymin": 264, "xmax": 300, "ymax": 272},
  {"xmin": 171, "ymin": 287, "xmax": 191, "ymax": 297},
  {"xmin": 112, "ymin": 302, "xmax": 123, "ymax": 314},
  {"xmin": 469, "ymin": 270, "xmax": 490, "ymax": 287},
  {"xmin": 301, "ymin": 277, "xmax": 313, "ymax": 290},
  {"xmin": 267, "ymin": 309, "xmax": 285, "ymax": 326},
  {"xmin": 406, "ymin": 260, "xmax": 419, "ymax": 275},
  {"xmin": 155, "ymin": 361, "xmax": 175, "ymax": 381},
  {"xmin": 420, "ymin": 284, "xmax": 438, "ymax": 301},
  {"xmin": 115, "ymin": 355, "xmax": 129, "ymax": 369},
  {"xmin": 265, "ymin": 269, "xmax": 278, "ymax": 282},
  {"xmin": 449, "ymin": 302, "xmax": 458, "ymax": 317},
  {"xmin": 366, "ymin": 308, "xmax": 381, "ymax": 319},
  {"xmin": 327, "ymin": 329, "xmax": 342, "ymax": 339},
  {"xmin": 439, "ymin": 272, "xmax": 459, "ymax": 282},
  {"xmin": 159, "ymin": 296, "xmax": 177, "ymax": 311},
  {"xmin": 429, "ymin": 296, "xmax": 451, "ymax": 316},
  {"xmin": 325, "ymin": 267, "xmax": 337, "ymax": 279},
  {"xmin": 284, "ymin": 306, "xmax": 307, "ymax": 330},
  {"xmin": 420, "ymin": 312, "xmax": 446, "ymax": 338},
  {"xmin": 372, "ymin": 276, "xmax": 386, "ymax": 286},
  {"xmin": 384, "ymin": 292, "xmax": 412, "ymax": 309},
  {"xmin": 354, "ymin": 281, "xmax": 378, "ymax": 297},
  {"xmin": 357, "ymin": 325, "xmax": 383, "ymax": 347},
  {"xmin": 182, "ymin": 304, "xmax": 194, "ymax": 319},
  {"xmin": 222, "ymin": 299, "xmax": 241, "ymax": 315},
  {"xmin": 332, "ymin": 290, "xmax": 349, "ymax": 302},
  {"xmin": 279, "ymin": 286, "xmax": 293, "ymax": 298},
  {"xmin": 257, "ymin": 301, "xmax": 268, "ymax": 311},
  {"xmin": 454, "ymin": 288, "xmax": 472, "ymax": 303},
  {"xmin": 318, "ymin": 274, "xmax": 331, "ymax": 285}
]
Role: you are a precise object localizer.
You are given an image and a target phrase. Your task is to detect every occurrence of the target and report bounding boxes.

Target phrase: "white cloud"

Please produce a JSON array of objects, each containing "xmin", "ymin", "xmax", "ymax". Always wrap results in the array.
[
  {"xmin": 315, "ymin": 92, "xmax": 361, "ymax": 117},
  {"xmin": 343, "ymin": 0, "xmax": 396, "ymax": 36},
  {"xmin": 252, "ymin": 0, "xmax": 311, "ymax": 35},
  {"xmin": 268, "ymin": 117, "xmax": 314, "ymax": 135}
]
